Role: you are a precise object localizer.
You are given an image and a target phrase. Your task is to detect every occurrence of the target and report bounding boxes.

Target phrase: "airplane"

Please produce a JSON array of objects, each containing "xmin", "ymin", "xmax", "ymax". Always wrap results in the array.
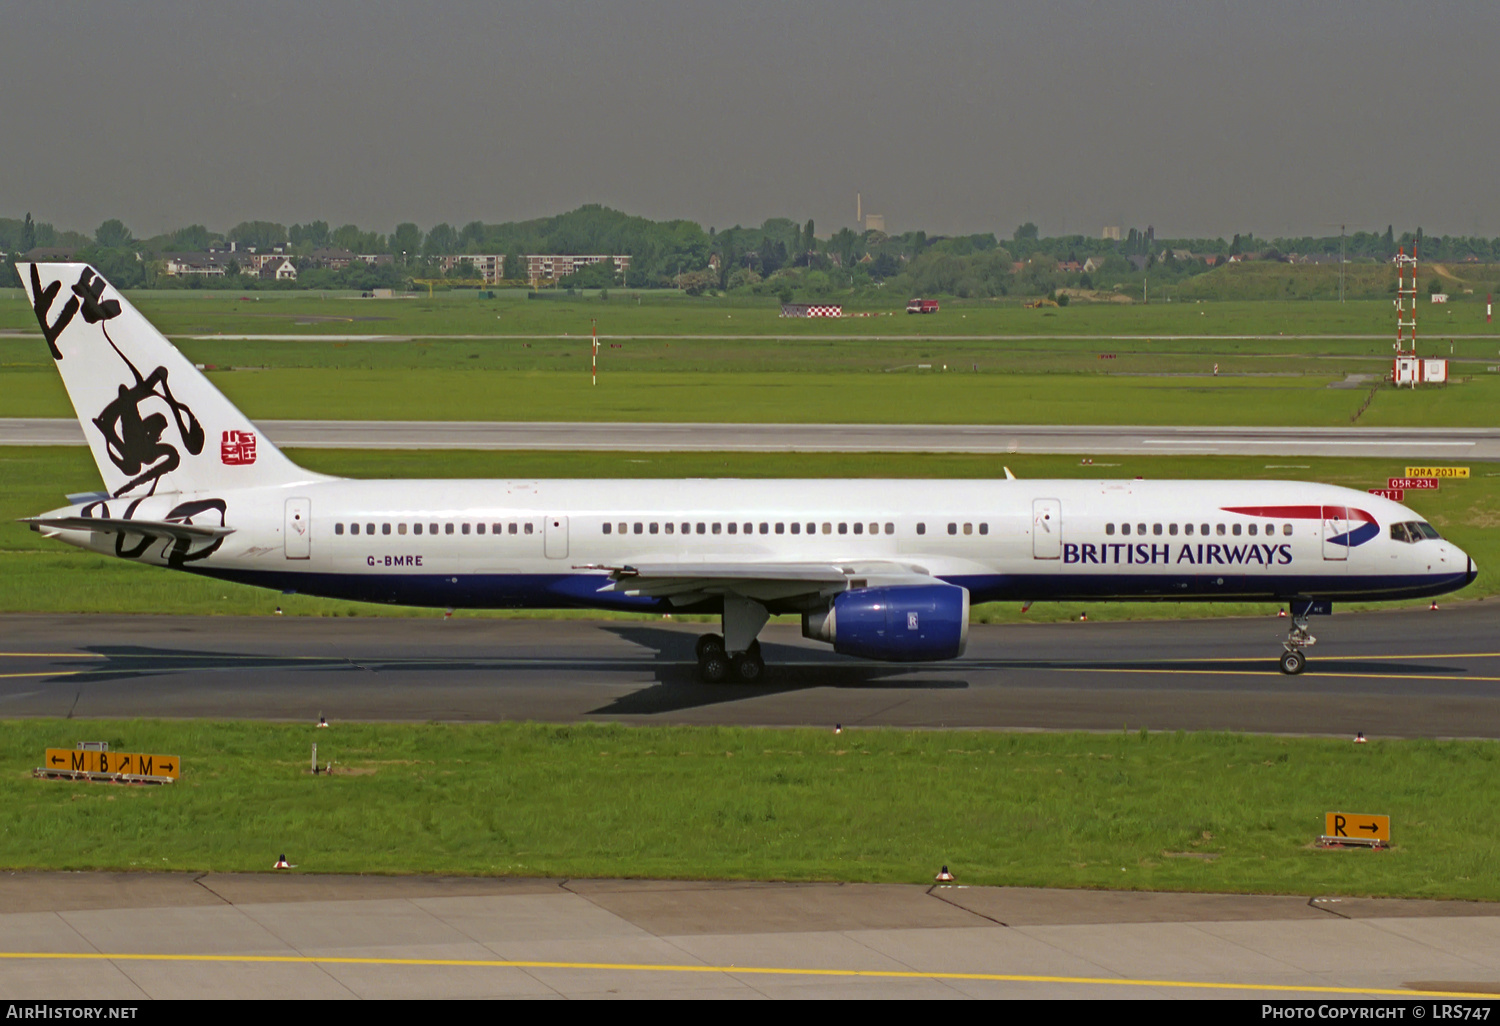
[{"xmin": 17, "ymin": 262, "xmax": 1478, "ymax": 681}]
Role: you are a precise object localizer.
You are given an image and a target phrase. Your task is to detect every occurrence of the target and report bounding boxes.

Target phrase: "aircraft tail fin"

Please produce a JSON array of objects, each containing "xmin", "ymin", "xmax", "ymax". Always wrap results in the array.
[{"xmin": 19, "ymin": 263, "xmax": 327, "ymax": 498}]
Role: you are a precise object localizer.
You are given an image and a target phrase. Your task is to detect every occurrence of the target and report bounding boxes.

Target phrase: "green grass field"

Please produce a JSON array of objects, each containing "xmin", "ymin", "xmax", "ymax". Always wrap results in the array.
[
  {"xmin": 6, "ymin": 288, "xmax": 1500, "ymax": 339},
  {"xmin": 2, "ymin": 447, "xmax": 1492, "ymax": 619},
  {"xmin": 6, "ymin": 720, "xmax": 1500, "ymax": 898},
  {"xmin": 2, "ymin": 349, "xmax": 1495, "ymax": 427}
]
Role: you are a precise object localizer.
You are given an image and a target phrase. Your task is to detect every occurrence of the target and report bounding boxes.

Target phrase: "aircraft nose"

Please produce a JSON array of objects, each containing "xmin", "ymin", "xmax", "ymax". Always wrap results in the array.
[{"xmin": 1466, "ymin": 554, "xmax": 1478, "ymax": 587}]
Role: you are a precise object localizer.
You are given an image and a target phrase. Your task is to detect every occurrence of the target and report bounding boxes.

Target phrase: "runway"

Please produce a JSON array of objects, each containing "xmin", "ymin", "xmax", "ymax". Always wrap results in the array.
[
  {"xmin": 4, "ymin": 872, "xmax": 1499, "ymax": 999},
  {"xmin": 3, "ymin": 605, "xmax": 1498, "ymax": 737},
  {"xmin": 4, "ymin": 417, "xmax": 1499, "ymax": 458}
]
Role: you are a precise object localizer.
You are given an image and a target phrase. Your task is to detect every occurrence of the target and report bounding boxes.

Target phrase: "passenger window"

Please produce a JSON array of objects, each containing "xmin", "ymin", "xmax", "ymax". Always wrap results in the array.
[
  {"xmin": 1106, "ymin": 523, "xmax": 1115, "ymax": 536},
  {"xmin": 1216, "ymin": 524, "xmax": 1225, "ymax": 536},
  {"xmin": 948, "ymin": 523, "xmax": 957, "ymax": 535},
  {"xmin": 1168, "ymin": 523, "xmax": 1178, "ymax": 536},
  {"xmin": 1201, "ymin": 524, "xmax": 1209, "ymax": 536},
  {"xmin": 649, "ymin": 523, "xmax": 658, "ymax": 534},
  {"xmin": 335, "ymin": 523, "xmax": 345, "ymax": 535},
  {"xmin": 744, "ymin": 523, "xmax": 752, "ymax": 535},
  {"xmin": 838, "ymin": 523, "xmax": 848, "ymax": 535},
  {"xmin": 916, "ymin": 523, "xmax": 926, "ymax": 535},
  {"xmin": 399, "ymin": 523, "xmax": 408, "ymax": 535},
  {"xmin": 1152, "ymin": 524, "xmax": 1162, "ymax": 536},
  {"xmin": 853, "ymin": 523, "xmax": 863, "ymax": 534},
  {"xmin": 1184, "ymin": 523, "xmax": 1193, "ymax": 536},
  {"xmin": 775, "ymin": 523, "xmax": 784, "ymax": 534},
  {"xmin": 791, "ymin": 523, "xmax": 800, "ymax": 535},
  {"xmin": 807, "ymin": 523, "xmax": 816, "ymax": 535},
  {"xmin": 979, "ymin": 523, "xmax": 988, "ymax": 535},
  {"xmin": 492, "ymin": 524, "xmax": 501, "ymax": 534},
  {"xmin": 963, "ymin": 523, "xmax": 973, "ymax": 535},
  {"xmin": 461, "ymin": 523, "xmax": 470, "ymax": 535},
  {"xmin": 1232, "ymin": 524, "xmax": 1242, "ymax": 536},
  {"xmin": 430, "ymin": 523, "xmax": 439, "ymax": 535},
  {"xmin": 414, "ymin": 523, "xmax": 423, "ymax": 535},
  {"xmin": 712, "ymin": 523, "xmax": 721, "ymax": 534},
  {"xmin": 508, "ymin": 523, "xmax": 517, "ymax": 535},
  {"xmin": 696, "ymin": 523, "xmax": 705, "ymax": 534},
  {"xmin": 822, "ymin": 523, "xmax": 832, "ymax": 535},
  {"xmin": 1121, "ymin": 523, "xmax": 1131, "ymax": 536},
  {"xmin": 366, "ymin": 523, "xmax": 376, "ymax": 535},
  {"xmin": 1137, "ymin": 523, "xmax": 1146, "ymax": 535},
  {"xmin": 760, "ymin": 523, "xmax": 769, "ymax": 534},
  {"xmin": 1283, "ymin": 524, "xmax": 1293, "ymax": 536},
  {"xmin": 1247, "ymin": 524, "xmax": 1257, "ymax": 537},
  {"xmin": 603, "ymin": 523, "xmax": 611, "ymax": 534},
  {"xmin": 634, "ymin": 523, "xmax": 643, "ymax": 535},
  {"xmin": 885, "ymin": 523, "xmax": 894, "ymax": 534},
  {"xmin": 727, "ymin": 523, "xmax": 737, "ymax": 534},
  {"xmin": 524, "ymin": 523, "xmax": 533, "ymax": 535},
  {"xmin": 665, "ymin": 523, "xmax": 674, "ymax": 535}
]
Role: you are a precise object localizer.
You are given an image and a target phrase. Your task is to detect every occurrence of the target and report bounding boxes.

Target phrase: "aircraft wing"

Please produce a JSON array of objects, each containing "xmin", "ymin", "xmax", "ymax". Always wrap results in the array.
[
  {"xmin": 583, "ymin": 560, "xmax": 937, "ymax": 604},
  {"xmin": 24, "ymin": 516, "xmax": 236, "ymax": 543}
]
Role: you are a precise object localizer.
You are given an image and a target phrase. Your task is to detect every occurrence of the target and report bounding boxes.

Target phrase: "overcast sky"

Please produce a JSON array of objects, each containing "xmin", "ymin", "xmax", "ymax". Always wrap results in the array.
[{"xmin": 4, "ymin": 0, "xmax": 1497, "ymax": 241}]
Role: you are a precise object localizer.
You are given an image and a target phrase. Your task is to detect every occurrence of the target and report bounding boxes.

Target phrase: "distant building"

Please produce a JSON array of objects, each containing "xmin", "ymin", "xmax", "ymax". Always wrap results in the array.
[
  {"xmin": 524, "ymin": 254, "xmax": 631, "ymax": 285},
  {"xmin": 864, "ymin": 214, "xmax": 886, "ymax": 233},
  {"xmin": 260, "ymin": 257, "xmax": 297, "ymax": 281},
  {"xmin": 1082, "ymin": 256, "xmax": 1110, "ymax": 274},
  {"xmin": 162, "ymin": 252, "xmax": 230, "ymax": 277},
  {"xmin": 357, "ymin": 253, "xmax": 393, "ymax": 267},
  {"xmin": 437, "ymin": 254, "xmax": 505, "ymax": 283},
  {"xmin": 21, "ymin": 246, "xmax": 76, "ymax": 262},
  {"xmin": 307, "ymin": 248, "xmax": 356, "ymax": 270},
  {"xmin": 1101, "ymin": 226, "xmax": 1121, "ymax": 241}
]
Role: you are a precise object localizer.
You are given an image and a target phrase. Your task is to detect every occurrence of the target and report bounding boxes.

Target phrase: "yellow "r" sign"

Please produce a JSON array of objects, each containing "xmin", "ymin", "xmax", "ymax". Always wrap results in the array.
[{"xmin": 1325, "ymin": 812, "xmax": 1390, "ymax": 843}]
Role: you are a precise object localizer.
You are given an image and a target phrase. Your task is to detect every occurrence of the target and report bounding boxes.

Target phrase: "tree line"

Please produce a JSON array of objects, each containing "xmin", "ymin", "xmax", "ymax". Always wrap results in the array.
[{"xmin": 6, "ymin": 206, "xmax": 1500, "ymax": 299}]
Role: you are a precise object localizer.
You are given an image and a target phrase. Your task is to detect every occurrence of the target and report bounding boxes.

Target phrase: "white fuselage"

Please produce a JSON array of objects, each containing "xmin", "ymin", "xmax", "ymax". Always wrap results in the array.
[{"xmin": 42, "ymin": 476, "xmax": 1475, "ymax": 615}]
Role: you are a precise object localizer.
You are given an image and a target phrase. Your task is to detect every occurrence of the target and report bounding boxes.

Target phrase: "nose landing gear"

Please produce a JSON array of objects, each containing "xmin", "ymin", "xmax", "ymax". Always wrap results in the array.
[{"xmin": 1279, "ymin": 604, "xmax": 1318, "ymax": 675}]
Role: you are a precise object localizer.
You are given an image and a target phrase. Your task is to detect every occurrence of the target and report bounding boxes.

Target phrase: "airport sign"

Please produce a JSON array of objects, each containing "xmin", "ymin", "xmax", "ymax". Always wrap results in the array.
[
  {"xmin": 44, "ymin": 749, "xmax": 180, "ymax": 779},
  {"xmin": 1368, "ymin": 488, "xmax": 1403, "ymax": 501},
  {"xmin": 1388, "ymin": 478, "xmax": 1439, "ymax": 491},
  {"xmin": 1324, "ymin": 812, "xmax": 1390, "ymax": 844},
  {"xmin": 1405, "ymin": 466, "xmax": 1469, "ymax": 479}
]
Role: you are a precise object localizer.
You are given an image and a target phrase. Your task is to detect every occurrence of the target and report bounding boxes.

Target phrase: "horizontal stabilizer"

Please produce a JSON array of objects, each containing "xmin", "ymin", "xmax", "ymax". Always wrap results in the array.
[{"xmin": 24, "ymin": 515, "xmax": 236, "ymax": 542}]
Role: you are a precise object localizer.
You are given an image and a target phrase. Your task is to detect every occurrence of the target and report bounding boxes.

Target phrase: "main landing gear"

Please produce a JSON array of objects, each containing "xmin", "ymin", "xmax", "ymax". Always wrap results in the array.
[
  {"xmin": 695, "ymin": 634, "xmax": 764, "ymax": 683},
  {"xmin": 1279, "ymin": 608, "xmax": 1316, "ymax": 675},
  {"xmin": 695, "ymin": 593, "xmax": 770, "ymax": 683}
]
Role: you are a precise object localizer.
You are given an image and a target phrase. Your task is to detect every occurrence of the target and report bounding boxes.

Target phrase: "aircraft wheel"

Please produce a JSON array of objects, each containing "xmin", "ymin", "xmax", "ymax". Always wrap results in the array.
[
  {"xmin": 1279, "ymin": 650, "xmax": 1306, "ymax": 676},
  {"xmin": 698, "ymin": 652, "xmax": 731, "ymax": 684},
  {"xmin": 731, "ymin": 652, "xmax": 765, "ymax": 683},
  {"xmin": 696, "ymin": 633, "xmax": 726, "ymax": 661}
]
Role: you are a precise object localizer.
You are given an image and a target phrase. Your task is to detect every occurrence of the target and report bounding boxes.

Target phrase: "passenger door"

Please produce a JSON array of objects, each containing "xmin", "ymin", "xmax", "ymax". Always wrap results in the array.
[
  {"xmin": 544, "ymin": 515, "xmax": 569, "ymax": 559},
  {"xmin": 1032, "ymin": 499, "xmax": 1061, "ymax": 559},
  {"xmin": 1321, "ymin": 506, "xmax": 1350, "ymax": 562},
  {"xmin": 284, "ymin": 498, "xmax": 311, "ymax": 560}
]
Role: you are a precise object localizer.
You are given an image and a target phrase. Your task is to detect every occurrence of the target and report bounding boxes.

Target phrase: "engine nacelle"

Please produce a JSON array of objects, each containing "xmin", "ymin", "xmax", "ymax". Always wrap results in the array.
[{"xmin": 802, "ymin": 584, "xmax": 970, "ymax": 662}]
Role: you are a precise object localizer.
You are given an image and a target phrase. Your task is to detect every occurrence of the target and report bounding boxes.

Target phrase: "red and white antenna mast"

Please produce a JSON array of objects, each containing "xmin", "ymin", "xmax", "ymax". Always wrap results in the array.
[{"xmin": 1394, "ymin": 244, "xmax": 1418, "ymax": 356}]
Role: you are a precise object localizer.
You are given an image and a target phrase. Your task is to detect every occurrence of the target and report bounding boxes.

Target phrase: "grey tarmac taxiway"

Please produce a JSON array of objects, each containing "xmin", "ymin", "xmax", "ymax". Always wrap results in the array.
[
  {"xmin": 2, "ymin": 604, "xmax": 1497, "ymax": 736},
  {"xmin": 4, "ymin": 872, "xmax": 1500, "ymax": 999},
  {"xmin": 4, "ymin": 417, "xmax": 1500, "ymax": 458}
]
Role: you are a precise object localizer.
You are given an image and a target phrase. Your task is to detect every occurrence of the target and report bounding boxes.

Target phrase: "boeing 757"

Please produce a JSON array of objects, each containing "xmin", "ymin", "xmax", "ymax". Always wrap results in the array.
[{"xmin": 18, "ymin": 263, "xmax": 1477, "ymax": 680}]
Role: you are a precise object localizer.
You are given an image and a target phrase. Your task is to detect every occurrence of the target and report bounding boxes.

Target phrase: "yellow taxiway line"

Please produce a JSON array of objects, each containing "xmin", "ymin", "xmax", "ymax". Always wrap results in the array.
[{"xmin": 0, "ymin": 950, "xmax": 1493, "ymax": 998}]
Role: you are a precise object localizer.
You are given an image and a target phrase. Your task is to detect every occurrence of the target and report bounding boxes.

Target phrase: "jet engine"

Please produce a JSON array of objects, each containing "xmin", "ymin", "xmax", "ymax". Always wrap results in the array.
[{"xmin": 802, "ymin": 583, "xmax": 970, "ymax": 662}]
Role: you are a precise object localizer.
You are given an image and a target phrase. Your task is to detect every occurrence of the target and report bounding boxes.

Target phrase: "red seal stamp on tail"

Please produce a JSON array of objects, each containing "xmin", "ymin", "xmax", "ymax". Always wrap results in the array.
[{"xmin": 220, "ymin": 430, "xmax": 257, "ymax": 465}]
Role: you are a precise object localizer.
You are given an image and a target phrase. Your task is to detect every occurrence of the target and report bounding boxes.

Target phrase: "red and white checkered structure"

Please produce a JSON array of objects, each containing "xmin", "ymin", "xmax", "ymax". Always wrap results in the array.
[{"xmin": 780, "ymin": 304, "xmax": 843, "ymax": 318}]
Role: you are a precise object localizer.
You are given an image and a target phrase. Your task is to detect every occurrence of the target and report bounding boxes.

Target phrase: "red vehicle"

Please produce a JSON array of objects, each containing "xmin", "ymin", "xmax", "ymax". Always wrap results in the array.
[{"xmin": 906, "ymin": 298, "xmax": 940, "ymax": 314}]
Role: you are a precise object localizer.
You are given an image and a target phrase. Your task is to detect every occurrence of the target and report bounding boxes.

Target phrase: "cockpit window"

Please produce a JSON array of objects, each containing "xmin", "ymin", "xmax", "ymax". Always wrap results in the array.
[{"xmin": 1390, "ymin": 521, "xmax": 1440, "ymax": 544}]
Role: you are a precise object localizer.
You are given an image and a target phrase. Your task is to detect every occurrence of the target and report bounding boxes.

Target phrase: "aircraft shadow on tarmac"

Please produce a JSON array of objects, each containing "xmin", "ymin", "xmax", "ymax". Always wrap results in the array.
[{"xmin": 588, "ymin": 625, "xmax": 971, "ymax": 715}]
